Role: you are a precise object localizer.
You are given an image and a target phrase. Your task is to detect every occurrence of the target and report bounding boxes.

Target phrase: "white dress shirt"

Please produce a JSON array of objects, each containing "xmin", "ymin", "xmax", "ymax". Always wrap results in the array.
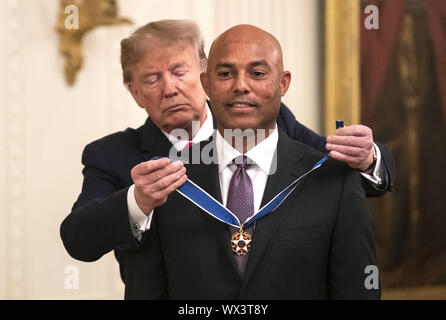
[
  {"xmin": 216, "ymin": 126, "xmax": 278, "ymax": 212},
  {"xmin": 127, "ymin": 103, "xmax": 214, "ymax": 239},
  {"xmin": 360, "ymin": 144, "xmax": 383, "ymax": 185}
]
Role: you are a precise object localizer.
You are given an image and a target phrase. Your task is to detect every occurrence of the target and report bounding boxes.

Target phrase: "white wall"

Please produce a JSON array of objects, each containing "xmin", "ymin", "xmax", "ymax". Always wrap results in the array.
[{"xmin": 0, "ymin": 0, "xmax": 320, "ymax": 299}]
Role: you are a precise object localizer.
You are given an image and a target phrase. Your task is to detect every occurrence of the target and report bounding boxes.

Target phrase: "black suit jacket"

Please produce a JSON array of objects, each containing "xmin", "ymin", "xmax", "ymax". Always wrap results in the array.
[
  {"xmin": 123, "ymin": 129, "xmax": 380, "ymax": 299},
  {"xmin": 60, "ymin": 103, "xmax": 392, "ymax": 280}
]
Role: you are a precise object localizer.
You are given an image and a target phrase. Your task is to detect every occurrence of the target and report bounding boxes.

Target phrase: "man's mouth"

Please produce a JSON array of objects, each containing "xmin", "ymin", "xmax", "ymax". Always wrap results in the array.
[
  {"xmin": 227, "ymin": 101, "xmax": 256, "ymax": 108},
  {"xmin": 165, "ymin": 103, "xmax": 189, "ymax": 112}
]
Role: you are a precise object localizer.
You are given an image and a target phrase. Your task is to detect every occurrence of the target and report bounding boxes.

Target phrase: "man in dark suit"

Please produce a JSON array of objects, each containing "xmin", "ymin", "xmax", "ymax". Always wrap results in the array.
[
  {"xmin": 60, "ymin": 20, "xmax": 391, "ymax": 287},
  {"xmin": 123, "ymin": 24, "xmax": 379, "ymax": 299}
]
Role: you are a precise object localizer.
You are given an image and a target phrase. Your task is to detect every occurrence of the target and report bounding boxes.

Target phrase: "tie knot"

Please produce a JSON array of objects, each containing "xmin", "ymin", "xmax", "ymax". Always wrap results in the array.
[{"xmin": 233, "ymin": 155, "xmax": 249, "ymax": 168}]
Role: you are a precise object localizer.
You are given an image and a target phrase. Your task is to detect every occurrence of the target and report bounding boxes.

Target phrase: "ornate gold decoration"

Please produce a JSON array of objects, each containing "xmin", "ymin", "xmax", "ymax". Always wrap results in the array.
[
  {"xmin": 56, "ymin": 0, "xmax": 132, "ymax": 86},
  {"xmin": 324, "ymin": 0, "xmax": 360, "ymax": 135}
]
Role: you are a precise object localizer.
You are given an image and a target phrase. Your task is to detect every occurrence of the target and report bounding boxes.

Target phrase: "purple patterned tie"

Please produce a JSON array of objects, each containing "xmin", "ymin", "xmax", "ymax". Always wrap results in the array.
[{"xmin": 227, "ymin": 155, "xmax": 254, "ymax": 277}]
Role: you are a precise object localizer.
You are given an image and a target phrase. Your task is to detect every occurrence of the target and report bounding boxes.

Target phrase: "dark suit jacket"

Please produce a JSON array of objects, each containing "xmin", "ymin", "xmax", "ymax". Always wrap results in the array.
[
  {"xmin": 60, "ymin": 103, "xmax": 392, "ymax": 281},
  {"xmin": 123, "ymin": 129, "xmax": 380, "ymax": 299}
]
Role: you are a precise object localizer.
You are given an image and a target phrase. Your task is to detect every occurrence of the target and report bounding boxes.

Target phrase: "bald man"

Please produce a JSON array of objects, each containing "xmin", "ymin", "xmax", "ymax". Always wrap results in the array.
[{"xmin": 124, "ymin": 24, "xmax": 380, "ymax": 300}]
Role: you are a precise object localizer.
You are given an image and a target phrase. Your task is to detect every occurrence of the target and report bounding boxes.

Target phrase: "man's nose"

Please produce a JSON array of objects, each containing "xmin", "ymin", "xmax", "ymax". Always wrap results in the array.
[
  {"xmin": 233, "ymin": 74, "xmax": 250, "ymax": 94},
  {"xmin": 162, "ymin": 74, "xmax": 179, "ymax": 98}
]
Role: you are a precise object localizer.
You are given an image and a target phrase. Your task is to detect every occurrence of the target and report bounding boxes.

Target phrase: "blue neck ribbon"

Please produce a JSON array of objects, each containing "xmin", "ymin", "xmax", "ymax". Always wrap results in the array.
[{"xmin": 153, "ymin": 154, "xmax": 329, "ymax": 229}]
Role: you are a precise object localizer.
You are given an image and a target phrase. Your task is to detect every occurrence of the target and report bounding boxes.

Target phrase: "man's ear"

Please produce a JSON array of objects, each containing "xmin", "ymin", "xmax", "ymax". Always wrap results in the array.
[
  {"xmin": 280, "ymin": 71, "xmax": 291, "ymax": 96},
  {"xmin": 200, "ymin": 72, "xmax": 210, "ymax": 97},
  {"xmin": 126, "ymin": 82, "xmax": 144, "ymax": 109}
]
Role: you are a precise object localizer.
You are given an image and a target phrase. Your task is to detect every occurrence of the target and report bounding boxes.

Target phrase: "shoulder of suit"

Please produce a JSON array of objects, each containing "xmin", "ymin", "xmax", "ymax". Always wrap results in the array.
[
  {"xmin": 279, "ymin": 128, "xmax": 350, "ymax": 175},
  {"xmin": 84, "ymin": 122, "xmax": 145, "ymax": 153}
]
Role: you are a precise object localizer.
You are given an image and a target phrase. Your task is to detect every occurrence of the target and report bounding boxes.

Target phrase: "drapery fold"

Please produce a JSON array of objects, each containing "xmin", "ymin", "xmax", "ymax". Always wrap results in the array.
[
  {"xmin": 360, "ymin": 0, "xmax": 406, "ymax": 118},
  {"xmin": 361, "ymin": 0, "xmax": 446, "ymax": 123}
]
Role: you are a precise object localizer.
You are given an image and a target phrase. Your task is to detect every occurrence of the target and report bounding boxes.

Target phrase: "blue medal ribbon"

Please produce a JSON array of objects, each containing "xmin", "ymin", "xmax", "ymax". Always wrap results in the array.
[{"xmin": 151, "ymin": 154, "xmax": 329, "ymax": 229}]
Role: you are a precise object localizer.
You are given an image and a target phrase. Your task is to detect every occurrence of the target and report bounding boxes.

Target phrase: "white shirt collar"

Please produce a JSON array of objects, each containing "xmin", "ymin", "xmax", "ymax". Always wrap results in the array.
[
  {"xmin": 162, "ymin": 102, "xmax": 214, "ymax": 151},
  {"xmin": 216, "ymin": 124, "xmax": 278, "ymax": 174}
]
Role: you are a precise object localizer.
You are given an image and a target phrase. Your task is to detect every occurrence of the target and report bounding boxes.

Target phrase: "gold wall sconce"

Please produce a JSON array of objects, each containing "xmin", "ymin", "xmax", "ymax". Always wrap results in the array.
[{"xmin": 56, "ymin": 0, "xmax": 132, "ymax": 86}]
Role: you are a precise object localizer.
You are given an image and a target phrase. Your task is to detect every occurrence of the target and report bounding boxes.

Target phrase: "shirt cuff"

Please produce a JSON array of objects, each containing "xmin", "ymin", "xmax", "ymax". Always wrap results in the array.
[
  {"xmin": 127, "ymin": 184, "xmax": 154, "ymax": 240},
  {"xmin": 360, "ymin": 143, "xmax": 383, "ymax": 186}
]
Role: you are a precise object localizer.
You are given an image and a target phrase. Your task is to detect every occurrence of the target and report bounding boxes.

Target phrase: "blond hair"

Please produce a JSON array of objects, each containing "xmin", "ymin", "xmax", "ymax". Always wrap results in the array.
[{"xmin": 120, "ymin": 19, "xmax": 206, "ymax": 84}]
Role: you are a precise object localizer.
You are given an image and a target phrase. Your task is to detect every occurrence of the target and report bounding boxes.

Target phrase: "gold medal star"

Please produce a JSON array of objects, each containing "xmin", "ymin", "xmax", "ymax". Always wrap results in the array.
[{"xmin": 231, "ymin": 231, "xmax": 252, "ymax": 256}]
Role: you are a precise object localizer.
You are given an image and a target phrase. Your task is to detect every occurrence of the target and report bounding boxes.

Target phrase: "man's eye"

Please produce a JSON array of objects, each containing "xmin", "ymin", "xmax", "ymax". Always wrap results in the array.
[
  {"xmin": 217, "ymin": 71, "xmax": 231, "ymax": 78},
  {"xmin": 144, "ymin": 76, "xmax": 159, "ymax": 85},
  {"xmin": 174, "ymin": 70, "xmax": 187, "ymax": 77},
  {"xmin": 252, "ymin": 71, "xmax": 266, "ymax": 78}
]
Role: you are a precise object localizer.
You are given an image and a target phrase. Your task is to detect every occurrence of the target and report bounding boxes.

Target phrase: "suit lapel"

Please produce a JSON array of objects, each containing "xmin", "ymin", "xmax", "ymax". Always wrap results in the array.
[{"xmin": 240, "ymin": 131, "xmax": 318, "ymax": 292}]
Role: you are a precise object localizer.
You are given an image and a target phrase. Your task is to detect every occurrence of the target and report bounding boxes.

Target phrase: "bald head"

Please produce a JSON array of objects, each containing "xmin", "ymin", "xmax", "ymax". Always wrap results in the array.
[
  {"xmin": 208, "ymin": 24, "xmax": 284, "ymax": 73},
  {"xmin": 201, "ymin": 24, "xmax": 291, "ymax": 134}
]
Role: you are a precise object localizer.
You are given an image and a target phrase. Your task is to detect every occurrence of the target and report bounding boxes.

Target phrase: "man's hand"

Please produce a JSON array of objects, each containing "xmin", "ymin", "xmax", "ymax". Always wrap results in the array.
[
  {"xmin": 131, "ymin": 158, "xmax": 188, "ymax": 215},
  {"xmin": 326, "ymin": 125, "xmax": 375, "ymax": 172}
]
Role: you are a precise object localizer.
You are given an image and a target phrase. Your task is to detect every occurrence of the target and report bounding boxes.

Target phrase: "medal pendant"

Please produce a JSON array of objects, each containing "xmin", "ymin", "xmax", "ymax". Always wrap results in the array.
[{"xmin": 231, "ymin": 230, "xmax": 252, "ymax": 256}]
